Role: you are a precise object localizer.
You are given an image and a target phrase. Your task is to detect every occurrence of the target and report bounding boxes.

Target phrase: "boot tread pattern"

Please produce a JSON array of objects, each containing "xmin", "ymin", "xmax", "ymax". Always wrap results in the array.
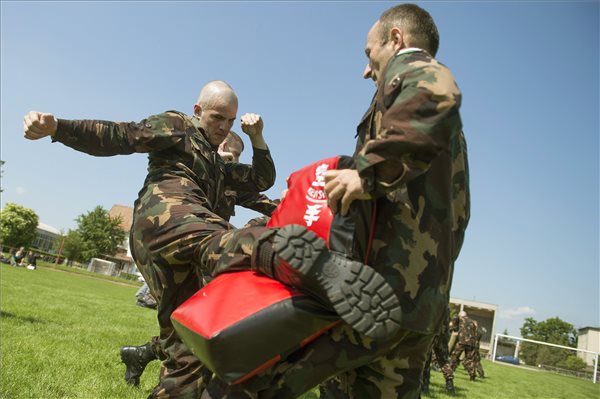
[{"xmin": 273, "ymin": 225, "xmax": 402, "ymax": 339}]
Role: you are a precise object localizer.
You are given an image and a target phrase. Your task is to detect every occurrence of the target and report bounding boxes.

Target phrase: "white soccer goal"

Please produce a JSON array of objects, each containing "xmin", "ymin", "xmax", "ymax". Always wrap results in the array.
[
  {"xmin": 87, "ymin": 257, "xmax": 116, "ymax": 276},
  {"xmin": 492, "ymin": 333, "xmax": 598, "ymax": 384}
]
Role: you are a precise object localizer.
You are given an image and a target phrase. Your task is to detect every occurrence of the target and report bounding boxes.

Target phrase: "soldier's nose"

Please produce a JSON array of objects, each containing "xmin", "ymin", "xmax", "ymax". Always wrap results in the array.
[{"xmin": 363, "ymin": 64, "xmax": 372, "ymax": 79}]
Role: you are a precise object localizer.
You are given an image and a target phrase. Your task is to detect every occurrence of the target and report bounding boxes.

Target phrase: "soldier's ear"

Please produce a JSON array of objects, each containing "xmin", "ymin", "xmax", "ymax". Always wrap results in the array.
[
  {"xmin": 193, "ymin": 104, "xmax": 202, "ymax": 117},
  {"xmin": 390, "ymin": 27, "xmax": 404, "ymax": 50}
]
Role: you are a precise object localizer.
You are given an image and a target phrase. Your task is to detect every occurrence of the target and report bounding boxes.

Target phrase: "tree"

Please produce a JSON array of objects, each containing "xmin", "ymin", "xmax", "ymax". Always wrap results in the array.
[
  {"xmin": 519, "ymin": 317, "xmax": 578, "ymax": 367},
  {"xmin": 520, "ymin": 317, "xmax": 577, "ymax": 346},
  {"xmin": 73, "ymin": 206, "xmax": 126, "ymax": 261},
  {"xmin": 0, "ymin": 203, "xmax": 39, "ymax": 248},
  {"xmin": 60, "ymin": 230, "xmax": 87, "ymax": 263}
]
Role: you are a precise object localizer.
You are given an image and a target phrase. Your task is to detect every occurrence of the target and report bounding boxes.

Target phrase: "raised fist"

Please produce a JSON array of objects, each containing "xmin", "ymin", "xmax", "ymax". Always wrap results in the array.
[
  {"xmin": 240, "ymin": 113, "xmax": 263, "ymax": 138},
  {"xmin": 23, "ymin": 111, "xmax": 57, "ymax": 140}
]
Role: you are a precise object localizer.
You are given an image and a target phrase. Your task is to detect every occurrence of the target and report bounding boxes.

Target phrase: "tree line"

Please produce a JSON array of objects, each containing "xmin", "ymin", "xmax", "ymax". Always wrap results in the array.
[{"xmin": 0, "ymin": 203, "xmax": 125, "ymax": 263}]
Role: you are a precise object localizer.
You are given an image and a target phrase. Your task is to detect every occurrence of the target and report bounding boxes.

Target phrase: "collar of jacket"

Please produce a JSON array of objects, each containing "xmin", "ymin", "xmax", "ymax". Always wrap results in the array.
[
  {"xmin": 395, "ymin": 47, "xmax": 425, "ymax": 57},
  {"xmin": 190, "ymin": 115, "xmax": 220, "ymax": 151}
]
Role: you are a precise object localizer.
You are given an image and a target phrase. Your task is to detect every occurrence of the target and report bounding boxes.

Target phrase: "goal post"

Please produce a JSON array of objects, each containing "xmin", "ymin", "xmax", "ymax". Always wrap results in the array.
[
  {"xmin": 87, "ymin": 257, "xmax": 116, "ymax": 276},
  {"xmin": 492, "ymin": 333, "xmax": 598, "ymax": 384}
]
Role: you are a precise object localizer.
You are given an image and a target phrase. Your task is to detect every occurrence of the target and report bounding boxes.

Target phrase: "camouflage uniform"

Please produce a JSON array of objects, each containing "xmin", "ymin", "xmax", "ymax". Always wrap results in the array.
[
  {"xmin": 200, "ymin": 47, "xmax": 470, "ymax": 398},
  {"xmin": 473, "ymin": 326, "xmax": 485, "ymax": 378},
  {"xmin": 52, "ymin": 111, "xmax": 275, "ymax": 398},
  {"xmin": 422, "ymin": 313, "xmax": 454, "ymax": 391},
  {"xmin": 215, "ymin": 189, "xmax": 279, "ymax": 224},
  {"xmin": 449, "ymin": 316, "xmax": 479, "ymax": 380}
]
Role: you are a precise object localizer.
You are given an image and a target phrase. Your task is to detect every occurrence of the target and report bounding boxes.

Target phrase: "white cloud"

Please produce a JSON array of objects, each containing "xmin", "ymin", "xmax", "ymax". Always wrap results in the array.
[
  {"xmin": 15, "ymin": 186, "xmax": 26, "ymax": 195},
  {"xmin": 499, "ymin": 306, "xmax": 536, "ymax": 320}
]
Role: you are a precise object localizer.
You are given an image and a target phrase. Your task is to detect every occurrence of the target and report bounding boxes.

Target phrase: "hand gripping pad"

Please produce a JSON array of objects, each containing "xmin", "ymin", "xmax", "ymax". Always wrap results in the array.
[{"xmin": 171, "ymin": 157, "xmax": 342, "ymax": 384}]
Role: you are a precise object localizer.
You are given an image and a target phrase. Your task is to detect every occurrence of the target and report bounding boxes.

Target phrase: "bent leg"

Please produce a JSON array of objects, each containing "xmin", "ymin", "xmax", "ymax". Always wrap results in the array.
[{"xmin": 130, "ymin": 197, "xmax": 234, "ymax": 398}]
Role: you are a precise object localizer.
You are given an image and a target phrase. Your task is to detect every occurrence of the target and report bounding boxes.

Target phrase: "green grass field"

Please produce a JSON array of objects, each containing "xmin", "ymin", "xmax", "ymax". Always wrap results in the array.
[{"xmin": 1, "ymin": 263, "xmax": 598, "ymax": 398}]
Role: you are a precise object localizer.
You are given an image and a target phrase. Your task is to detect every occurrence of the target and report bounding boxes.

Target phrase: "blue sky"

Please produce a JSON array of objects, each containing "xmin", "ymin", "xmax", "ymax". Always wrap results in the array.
[{"xmin": 1, "ymin": 1, "xmax": 598, "ymax": 338}]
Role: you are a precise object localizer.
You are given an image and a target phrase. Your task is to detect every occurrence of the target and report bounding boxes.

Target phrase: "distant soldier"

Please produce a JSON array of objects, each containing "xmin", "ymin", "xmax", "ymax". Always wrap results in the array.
[
  {"xmin": 449, "ymin": 311, "xmax": 479, "ymax": 381},
  {"xmin": 473, "ymin": 325, "xmax": 486, "ymax": 378},
  {"xmin": 422, "ymin": 311, "xmax": 455, "ymax": 393}
]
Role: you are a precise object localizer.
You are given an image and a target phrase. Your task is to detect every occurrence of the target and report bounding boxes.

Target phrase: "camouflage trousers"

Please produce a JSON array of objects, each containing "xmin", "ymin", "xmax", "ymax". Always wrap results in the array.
[
  {"xmin": 130, "ymin": 191, "xmax": 272, "ymax": 399},
  {"xmin": 473, "ymin": 348, "xmax": 485, "ymax": 378},
  {"xmin": 449, "ymin": 343, "xmax": 478, "ymax": 378},
  {"xmin": 422, "ymin": 333, "xmax": 454, "ymax": 386},
  {"xmin": 201, "ymin": 325, "xmax": 434, "ymax": 399}
]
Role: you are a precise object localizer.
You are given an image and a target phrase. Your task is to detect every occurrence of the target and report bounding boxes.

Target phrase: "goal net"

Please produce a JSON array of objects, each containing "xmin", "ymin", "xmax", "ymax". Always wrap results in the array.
[
  {"xmin": 87, "ymin": 257, "xmax": 116, "ymax": 276},
  {"xmin": 492, "ymin": 333, "xmax": 598, "ymax": 383}
]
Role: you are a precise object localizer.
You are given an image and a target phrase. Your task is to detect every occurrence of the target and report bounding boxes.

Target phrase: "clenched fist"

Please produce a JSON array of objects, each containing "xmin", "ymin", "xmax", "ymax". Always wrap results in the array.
[
  {"xmin": 240, "ymin": 113, "xmax": 263, "ymax": 138},
  {"xmin": 23, "ymin": 111, "xmax": 57, "ymax": 140},
  {"xmin": 240, "ymin": 113, "xmax": 267, "ymax": 150}
]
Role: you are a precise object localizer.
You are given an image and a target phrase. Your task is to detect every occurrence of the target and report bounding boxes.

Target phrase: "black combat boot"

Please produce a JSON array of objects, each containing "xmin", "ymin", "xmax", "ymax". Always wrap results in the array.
[
  {"xmin": 469, "ymin": 374, "xmax": 476, "ymax": 381},
  {"xmin": 421, "ymin": 382, "xmax": 430, "ymax": 395},
  {"xmin": 252, "ymin": 224, "xmax": 402, "ymax": 340},
  {"xmin": 445, "ymin": 379, "xmax": 455, "ymax": 393},
  {"xmin": 120, "ymin": 343, "xmax": 157, "ymax": 386}
]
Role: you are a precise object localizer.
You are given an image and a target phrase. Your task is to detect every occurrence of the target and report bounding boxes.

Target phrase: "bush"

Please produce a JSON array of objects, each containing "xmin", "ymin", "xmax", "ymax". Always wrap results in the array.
[{"xmin": 557, "ymin": 355, "xmax": 588, "ymax": 372}]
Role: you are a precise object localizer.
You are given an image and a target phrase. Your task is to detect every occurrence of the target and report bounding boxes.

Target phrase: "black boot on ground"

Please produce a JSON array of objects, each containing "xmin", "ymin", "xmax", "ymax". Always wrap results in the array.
[
  {"xmin": 255, "ymin": 224, "xmax": 402, "ymax": 340},
  {"xmin": 120, "ymin": 343, "xmax": 157, "ymax": 386},
  {"xmin": 469, "ymin": 374, "xmax": 476, "ymax": 381},
  {"xmin": 445, "ymin": 379, "xmax": 455, "ymax": 393}
]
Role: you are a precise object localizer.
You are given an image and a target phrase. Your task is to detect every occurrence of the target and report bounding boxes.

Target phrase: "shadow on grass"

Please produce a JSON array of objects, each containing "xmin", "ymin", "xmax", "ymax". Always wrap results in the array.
[{"xmin": 0, "ymin": 310, "xmax": 46, "ymax": 324}]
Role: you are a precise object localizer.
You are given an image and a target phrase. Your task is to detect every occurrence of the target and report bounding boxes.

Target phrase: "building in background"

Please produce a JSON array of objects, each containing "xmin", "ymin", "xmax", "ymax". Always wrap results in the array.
[
  {"xmin": 577, "ymin": 327, "xmax": 600, "ymax": 366},
  {"xmin": 102, "ymin": 204, "xmax": 138, "ymax": 277},
  {"xmin": 31, "ymin": 222, "xmax": 61, "ymax": 253}
]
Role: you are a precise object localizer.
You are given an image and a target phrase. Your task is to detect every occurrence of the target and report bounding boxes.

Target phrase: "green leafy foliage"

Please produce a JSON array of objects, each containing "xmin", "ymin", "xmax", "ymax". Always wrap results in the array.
[
  {"xmin": 0, "ymin": 202, "xmax": 39, "ymax": 248},
  {"xmin": 60, "ymin": 230, "xmax": 86, "ymax": 263},
  {"xmin": 519, "ymin": 317, "xmax": 579, "ymax": 368},
  {"xmin": 557, "ymin": 356, "xmax": 588, "ymax": 372},
  {"xmin": 63, "ymin": 206, "xmax": 126, "ymax": 262}
]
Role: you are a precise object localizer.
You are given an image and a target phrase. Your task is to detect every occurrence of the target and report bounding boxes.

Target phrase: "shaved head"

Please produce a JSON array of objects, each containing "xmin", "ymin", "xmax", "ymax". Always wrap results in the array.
[
  {"xmin": 196, "ymin": 80, "xmax": 238, "ymax": 110},
  {"xmin": 193, "ymin": 80, "xmax": 238, "ymax": 147}
]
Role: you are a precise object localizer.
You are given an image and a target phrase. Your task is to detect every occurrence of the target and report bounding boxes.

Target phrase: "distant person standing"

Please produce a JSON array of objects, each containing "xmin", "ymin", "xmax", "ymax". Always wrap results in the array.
[{"xmin": 449, "ymin": 311, "xmax": 480, "ymax": 381}]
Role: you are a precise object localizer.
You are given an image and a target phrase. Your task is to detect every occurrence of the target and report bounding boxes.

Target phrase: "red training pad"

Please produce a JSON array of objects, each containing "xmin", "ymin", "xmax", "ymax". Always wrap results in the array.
[
  {"xmin": 267, "ymin": 156, "xmax": 340, "ymax": 246},
  {"xmin": 171, "ymin": 271, "xmax": 337, "ymax": 384},
  {"xmin": 173, "ymin": 271, "xmax": 302, "ymax": 339}
]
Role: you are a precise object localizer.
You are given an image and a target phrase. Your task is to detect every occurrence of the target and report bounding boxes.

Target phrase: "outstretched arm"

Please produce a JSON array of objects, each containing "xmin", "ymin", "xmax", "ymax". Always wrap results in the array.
[{"xmin": 23, "ymin": 111, "xmax": 186, "ymax": 156}]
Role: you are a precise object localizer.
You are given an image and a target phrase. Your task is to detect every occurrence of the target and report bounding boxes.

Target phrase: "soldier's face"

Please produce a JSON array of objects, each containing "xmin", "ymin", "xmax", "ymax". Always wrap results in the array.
[
  {"xmin": 196, "ymin": 101, "xmax": 238, "ymax": 147},
  {"xmin": 363, "ymin": 21, "xmax": 399, "ymax": 84}
]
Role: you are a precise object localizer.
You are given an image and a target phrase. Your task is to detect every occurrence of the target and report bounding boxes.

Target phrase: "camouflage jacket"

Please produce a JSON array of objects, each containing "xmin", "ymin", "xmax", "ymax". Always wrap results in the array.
[
  {"xmin": 53, "ymin": 111, "xmax": 276, "ymax": 216},
  {"xmin": 457, "ymin": 317, "xmax": 479, "ymax": 347},
  {"xmin": 353, "ymin": 49, "xmax": 470, "ymax": 334},
  {"xmin": 215, "ymin": 189, "xmax": 280, "ymax": 222}
]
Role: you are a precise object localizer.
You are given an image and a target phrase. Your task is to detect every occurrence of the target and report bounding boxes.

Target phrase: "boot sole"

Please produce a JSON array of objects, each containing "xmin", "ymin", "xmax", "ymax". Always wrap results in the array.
[{"xmin": 273, "ymin": 224, "xmax": 402, "ymax": 339}]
